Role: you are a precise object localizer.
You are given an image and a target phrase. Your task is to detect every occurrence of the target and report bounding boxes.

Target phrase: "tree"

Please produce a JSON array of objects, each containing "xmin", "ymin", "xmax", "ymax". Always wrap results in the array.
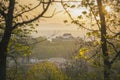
[
  {"xmin": 64, "ymin": 58, "xmax": 88, "ymax": 80},
  {"xmin": 61, "ymin": 0, "xmax": 120, "ymax": 80},
  {"xmin": 0, "ymin": 0, "xmax": 52, "ymax": 80}
]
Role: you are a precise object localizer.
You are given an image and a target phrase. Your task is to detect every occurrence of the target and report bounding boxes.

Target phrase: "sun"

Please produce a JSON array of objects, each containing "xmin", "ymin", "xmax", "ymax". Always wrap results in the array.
[{"xmin": 105, "ymin": 6, "xmax": 111, "ymax": 12}]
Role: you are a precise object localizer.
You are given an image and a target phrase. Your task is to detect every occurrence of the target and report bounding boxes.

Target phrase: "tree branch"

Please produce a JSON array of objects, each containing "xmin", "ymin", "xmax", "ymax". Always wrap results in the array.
[
  {"xmin": 107, "ymin": 40, "xmax": 118, "ymax": 53},
  {"xmin": 14, "ymin": 1, "xmax": 42, "ymax": 18},
  {"xmin": 106, "ymin": 40, "xmax": 120, "ymax": 64},
  {"xmin": 107, "ymin": 25, "xmax": 119, "ymax": 35},
  {"xmin": 110, "ymin": 51, "xmax": 120, "ymax": 64},
  {"xmin": 41, "ymin": 8, "xmax": 56, "ymax": 18},
  {"xmin": 12, "ymin": 0, "xmax": 51, "ymax": 30},
  {"xmin": 87, "ymin": 50, "xmax": 98, "ymax": 61},
  {"xmin": 61, "ymin": 0, "xmax": 95, "ymax": 31},
  {"xmin": 0, "ymin": 9, "xmax": 6, "ymax": 18},
  {"xmin": 114, "ymin": 32, "xmax": 120, "ymax": 38},
  {"xmin": 86, "ymin": 0, "xmax": 101, "ymax": 30}
]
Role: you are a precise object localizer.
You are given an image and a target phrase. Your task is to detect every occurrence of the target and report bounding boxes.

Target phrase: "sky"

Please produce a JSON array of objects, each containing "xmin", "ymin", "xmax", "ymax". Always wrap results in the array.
[
  {"xmin": 19, "ymin": 0, "xmax": 91, "ymax": 38},
  {"xmin": 27, "ymin": 0, "xmax": 89, "ymax": 38},
  {"xmin": 31, "ymin": 23, "xmax": 87, "ymax": 38}
]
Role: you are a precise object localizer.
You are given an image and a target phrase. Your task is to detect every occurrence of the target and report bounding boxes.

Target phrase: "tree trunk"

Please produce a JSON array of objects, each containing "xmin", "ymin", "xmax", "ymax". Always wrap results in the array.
[
  {"xmin": 96, "ymin": 0, "xmax": 111, "ymax": 80},
  {"xmin": 0, "ymin": 28, "xmax": 12, "ymax": 80},
  {"xmin": 0, "ymin": 0, "xmax": 15, "ymax": 79},
  {"xmin": 0, "ymin": 47, "xmax": 7, "ymax": 80}
]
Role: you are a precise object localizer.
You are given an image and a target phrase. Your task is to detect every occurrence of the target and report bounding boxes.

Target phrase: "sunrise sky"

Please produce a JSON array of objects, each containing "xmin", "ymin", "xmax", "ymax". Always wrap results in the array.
[
  {"xmin": 19, "ymin": 0, "xmax": 99, "ymax": 38},
  {"xmin": 18, "ymin": 0, "xmax": 87, "ymax": 38}
]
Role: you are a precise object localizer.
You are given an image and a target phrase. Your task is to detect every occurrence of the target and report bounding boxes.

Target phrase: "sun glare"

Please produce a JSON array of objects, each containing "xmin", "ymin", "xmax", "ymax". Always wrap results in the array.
[
  {"xmin": 70, "ymin": 8, "xmax": 82, "ymax": 16},
  {"xmin": 68, "ymin": 7, "xmax": 89, "ymax": 18},
  {"xmin": 105, "ymin": 6, "xmax": 111, "ymax": 12}
]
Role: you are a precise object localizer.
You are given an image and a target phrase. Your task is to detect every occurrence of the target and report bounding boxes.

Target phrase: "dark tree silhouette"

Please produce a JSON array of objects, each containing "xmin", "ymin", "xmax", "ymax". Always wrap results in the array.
[
  {"xmin": 0, "ymin": 0, "xmax": 51, "ymax": 80},
  {"xmin": 61, "ymin": 0, "xmax": 120, "ymax": 80}
]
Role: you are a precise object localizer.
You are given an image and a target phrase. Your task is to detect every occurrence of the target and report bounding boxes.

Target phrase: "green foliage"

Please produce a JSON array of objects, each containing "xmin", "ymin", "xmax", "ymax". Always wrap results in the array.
[
  {"xmin": 86, "ymin": 30, "xmax": 100, "ymax": 38},
  {"xmin": 74, "ymin": 47, "xmax": 88, "ymax": 60},
  {"xmin": 79, "ymin": 48, "xmax": 88, "ymax": 56},
  {"xmin": 7, "ymin": 35, "xmax": 32, "ymax": 57},
  {"xmin": 7, "ymin": 62, "xmax": 69, "ymax": 80},
  {"xmin": 27, "ymin": 62, "xmax": 69, "ymax": 80}
]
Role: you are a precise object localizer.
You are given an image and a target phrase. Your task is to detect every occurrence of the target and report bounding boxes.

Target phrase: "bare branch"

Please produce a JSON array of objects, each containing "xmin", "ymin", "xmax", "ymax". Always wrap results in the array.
[
  {"xmin": 41, "ymin": 8, "xmax": 62, "ymax": 18},
  {"xmin": 86, "ymin": 46, "xmax": 100, "ymax": 61},
  {"xmin": 110, "ymin": 51, "xmax": 120, "ymax": 64},
  {"xmin": 41, "ymin": 8, "xmax": 56, "ymax": 18},
  {"xmin": 86, "ymin": 1, "xmax": 101, "ymax": 30},
  {"xmin": 12, "ymin": 0, "xmax": 51, "ymax": 30},
  {"xmin": 106, "ymin": 40, "xmax": 120, "ymax": 64},
  {"xmin": 14, "ymin": 1, "xmax": 42, "ymax": 18},
  {"xmin": 107, "ymin": 40, "xmax": 119, "ymax": 53},
  {"xmin": 107, "ymin": 25, "xmax": 119, "ymax": 34},
  {"xmin": 107, "ymin": 40, "xmax": 118, "ymax": 53},
  {"xmin": 87, "ymin": 51, "xmax": 98, "ymax": 60},
  {"xmin": 114, "ymin": 32, "xmax": 120, "ymax": 38}
]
